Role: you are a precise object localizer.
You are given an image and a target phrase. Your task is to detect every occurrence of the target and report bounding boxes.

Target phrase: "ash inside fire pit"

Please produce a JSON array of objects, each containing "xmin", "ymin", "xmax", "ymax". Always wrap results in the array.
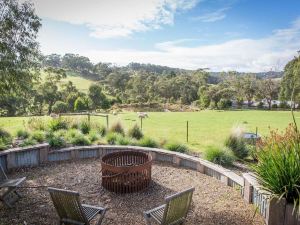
[{"xmin": 101, "ymin": 151, "xmax": 152, "ymax": 193}]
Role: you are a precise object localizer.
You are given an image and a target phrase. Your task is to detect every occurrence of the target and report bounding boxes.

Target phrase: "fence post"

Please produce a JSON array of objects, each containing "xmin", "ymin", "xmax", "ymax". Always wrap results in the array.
[
  {"xmin": 140, "ymin": 117, "xmax": 143, "ymax": 131},
  {"xmin": 106, "ymin": 115, "xmax": 109, "ymax": 128},
  {"xmin": 88, "ymin": 113, "xmax": 90, "ymax": 123},
  {"xmin": 186, "ymin": 121, "xmax": 189, "ymax": 143}
]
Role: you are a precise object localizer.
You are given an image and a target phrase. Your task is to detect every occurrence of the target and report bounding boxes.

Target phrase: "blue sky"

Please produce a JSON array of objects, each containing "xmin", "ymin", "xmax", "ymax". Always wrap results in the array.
[{"xmin": 30, "ymin": 0, "xmax": 300, "ymax": 72}]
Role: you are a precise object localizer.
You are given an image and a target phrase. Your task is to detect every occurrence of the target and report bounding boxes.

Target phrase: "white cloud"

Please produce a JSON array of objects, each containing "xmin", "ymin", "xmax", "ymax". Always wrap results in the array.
[
  {"xmin": 80, "ymin": 18, "xmax": 300, "ymax": 72},
  {"xmin": 28, "ymin": 0, "xmax": 199, "ymax": 38},
  {"xmin": 191, "ymin": 7, "xmax": 230, "ymax": 22}
]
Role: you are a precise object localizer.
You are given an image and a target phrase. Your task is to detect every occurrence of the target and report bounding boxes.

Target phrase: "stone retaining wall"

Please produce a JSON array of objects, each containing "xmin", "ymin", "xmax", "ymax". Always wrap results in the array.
[{"xmin": 0, "ymin": 144, "xmax": 288, "ymax": 224}]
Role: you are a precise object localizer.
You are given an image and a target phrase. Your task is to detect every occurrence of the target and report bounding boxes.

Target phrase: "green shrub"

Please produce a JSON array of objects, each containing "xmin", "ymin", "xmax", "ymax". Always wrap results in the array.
[
  {"xmin": 109, "ymin": 122, "xmax": 124, "ymax": 135},
  {"xmin": 95, "ymin": 124, "xmax": 107, "ymax": 137},
  {"xmin": 47, "ymin": 131, "xmax": 66, "ymax": 148},
  {"xmin": 48, "ymin": 118, "xmax": 69, "ymax": 131},
  {"xmin": 70, "ymin": 133, "xmax": 91, "ymax": 146},
  {"xmin": 31, "ymin": 130, "xmax": 46, "ymax": 143},
  {"xmin": 257, "ymin": 102, "xmax": 264, "ymax": 109},
  {"xmin": 204, "ymin": 146, "xmax": 235, "ymax": 166},
  {"xmin": 225, "ymin": 135, "xmax": 249, "ymax": 159},
  {"xmin": 252, "ymin": 125, "xmax": 300, "ymax": 213},
  {"xmin": 27, "ymin": 117, "xmax": 46, "ymax": 131},
  {"xmin": 106, "ymin": 132, "xmax": 119, "ymax": 145},
  {"xmin": 0, "ymin": 127, "xmax": 12, "ymax": 149},
  {"xmin": 128, "ymin": 124, "xmax": 143, "ymax": 140},
  {"xmin": 52, "ymin": 101, "xmax": 68, "ymax": 114},
  {"xmin": 19, "ymin": 138, "xmax": 38, "ymax": 147},
  {"xmin": 79, "ymin": 120, "xmax": 91, "ymax": 134},
  {"xmin": 138, "ymin": 137, "xmax": 158, "ymax": 148},
  {"xmin": 88, "ymin": 130, "xmax": 100, "ymax": 142},
  {"xmin": 272, "ymin": 104, "xmax": 278, "ymax": 109},
  {"xmin": 65, "ymin": 129, "xmax": 82, "ymax": 141},
  {"xmin": 116, "ymin": 135, "xmax": 132, "ymax": 145},
  {"xmin": 217, "ymin": 99, "xmax": 232, "ymax": 109},
  {"xmin": 74, "ymin": 97, "xmax": 89, "ymax": 111},
  {"xmin": 164, "ymin": 142, "xmax": 188, "ymax": 153},
  {"xmin": 16, "ymin": 129, "xmax": 30, "ymax": 139}
]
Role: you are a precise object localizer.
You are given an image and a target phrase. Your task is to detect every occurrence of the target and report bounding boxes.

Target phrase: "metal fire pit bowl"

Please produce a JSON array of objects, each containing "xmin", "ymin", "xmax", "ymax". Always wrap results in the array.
[{"xmin": 101, "ymin": 151, "xmax": 152, "ymax": 193}]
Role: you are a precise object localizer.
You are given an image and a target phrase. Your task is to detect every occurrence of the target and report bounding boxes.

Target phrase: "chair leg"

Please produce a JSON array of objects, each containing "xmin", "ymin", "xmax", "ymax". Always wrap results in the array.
[
  {"xmin": 144, "ymin": 213, "xmax": 152, "ymax": 225},
  {"xmin": 96, "ymin": 209, "xmax": 106, "ymax": 225},
  {"xmin": 15, "ymin": 190, "xmax": 22, "ymax": 198}
]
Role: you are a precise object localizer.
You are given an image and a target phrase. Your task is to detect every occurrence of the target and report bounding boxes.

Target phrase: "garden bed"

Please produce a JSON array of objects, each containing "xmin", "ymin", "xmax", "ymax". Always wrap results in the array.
[{"xmin": 0, "ymin": 159, "xmax": 264, "ymax": 225}]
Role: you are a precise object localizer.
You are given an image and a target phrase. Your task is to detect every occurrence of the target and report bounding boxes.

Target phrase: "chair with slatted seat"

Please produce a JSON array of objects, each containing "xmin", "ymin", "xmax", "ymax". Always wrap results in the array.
[
  {"xmin": 48, "ymin": 187, "xmax": 107, "ymax": 225},
  {"xmin": 144, "ymin": 187, "xmax": 195, "ymax": 225},
  {"xmin": 0, "ymin": 164, "xmax": 26, "ymax": 208}
]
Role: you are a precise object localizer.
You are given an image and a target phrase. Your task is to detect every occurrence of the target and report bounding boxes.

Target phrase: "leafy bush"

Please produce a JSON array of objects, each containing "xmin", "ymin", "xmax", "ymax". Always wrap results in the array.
[
  {"xmin": 116, "ymin": 135, "xmax": 132, "ymax": 145},
  {"xmin": 79, "ymin": 120, "xmax": 91, "ymax": 134},
  {"xmin": 106, "ymin": 132, "xmax": 119, "ymax": 145},
  {"xmin": 65, "ymin": 129, "xmax": 82, "ymax": 140},
  {"xmin": 204, "ymin": 146, "xmax": 235, "ymax": 166},
  {"xmin": 19, "ymin": 138, "xmax": 38, "ymax": 147},
  {"xmin": 47, "ymin": 131, "xmax": 66, "ymax": 148},
  {"xmin": 31, "ymin": 130, "xmax": 46, "ymax": 143},
  {"xmin": 138, "ymin": 137, "xmax": 158, "ymax": 148},
  {"xmin": 252, "ymin": 125, "xmax": 300, "ymax": 213},
  {"xmin": 128, "ymin": 124, "xmax": 143, "ymax": 140},
  {"xmin": 279, "ymin": 101, "xmax": 289, "ymax": 109},
  {"xmin": 257, "ymin": 102, "xmax": 264, "ymax": 109},
  {"xmin": 95, "ymin": 124, "xmax": 107, "ymax": 137},
  {"xmin": 52, "ymin": 101, "xmax": 68, "ymax": 114},
  {"xmin": 0, "ymin": 128, "xmax": 12, "ymax": 150},
  {"xmin": 272, "ymin": 104, "xmax": 278, "ymax": 109},
  {"xmin": 164, "ymin": 142, "xmax": 188, "ymax": 153},
  {"xmin": 16, "ymin": 129, "xmax": 30, "ymax": 139},
  {"xmin": 74, "ymin": 97, "xmax": 89, "ymax": 111},
  {"xmin": 48, "ymin": 118, "xmax": 69, "ymax": 131},
  {"xmin": 225, "ymin": 135, "xmax": 249, "ymax": 159},
  {"xmin": 109, "ymin": 122, "xmax": 125, "ymax": 135},
  {"xmin": 88, "ymin": 130, "xmax": 100, "ymax": 142},
  {"xmin": 217, "ymin": 99, "xmax": 232, "ymax": 109},
  {"xmin": 70, "ymin": 132, "xmax": 91, "ymax": 146},
  {"xmin": 27, "ymin": 117, "xmax": 46, "ymax": 131}
]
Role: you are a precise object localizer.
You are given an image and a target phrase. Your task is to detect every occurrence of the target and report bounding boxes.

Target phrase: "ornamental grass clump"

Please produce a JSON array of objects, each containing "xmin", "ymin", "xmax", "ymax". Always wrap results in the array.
[
  {"xmin": 0, "ymin": 127, "xmax": 12, "ymax": 150},
  {"xmin": 16, "ymin": 129, "xmax": 30, "ymax": 139},
  {"xmin": 138, "ymin": 137, "xmax": 158, "ymax": 148},
  {"xmin": 164, "ymin": 142, "xmax": 188, "ymax": 153},
  {"xmin": 79, "ymin": 120, "xmax": 91, "ymax": 134},
  {"xmin": 48, "ymin": 118, "xmax": 69, "ymax": 131},
  {"xmin": 109, "ymin": 122, "xmax": 125, "ymax": 136},
  {"xmin": 252, "ymin": 124, "xmax": 300, "ymax": 214},
  {"xmin": 225, "ymin": 125, "xmax": 249, "ymax": 159},
  {"xmin": 128, "ymin": 124, "xmax": 143, "ymax": 140},
  {"xmin": 204, "ymin": 146, "xmax": 235, "ymax": 166}
]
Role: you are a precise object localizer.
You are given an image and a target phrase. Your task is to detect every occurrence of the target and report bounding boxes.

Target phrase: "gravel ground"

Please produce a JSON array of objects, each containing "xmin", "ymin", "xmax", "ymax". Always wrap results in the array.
[{"xmin": 0, "ymin": 159, "xmax": 265, "ymax": 225}]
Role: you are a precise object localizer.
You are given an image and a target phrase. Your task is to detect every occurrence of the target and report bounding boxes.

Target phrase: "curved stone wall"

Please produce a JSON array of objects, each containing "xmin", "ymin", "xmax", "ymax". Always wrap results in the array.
[{"xmin": 0, "ymin": 144, "xmax": 275, "ymax": 224}]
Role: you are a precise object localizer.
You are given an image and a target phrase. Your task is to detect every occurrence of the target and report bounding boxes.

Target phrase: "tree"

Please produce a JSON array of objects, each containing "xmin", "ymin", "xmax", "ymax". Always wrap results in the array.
[
  {"xmin": 52, "ymin": 101, "xmax": 68, "ymax": 113},
  {"xmin": 88, "ymin": 84, "xmax": 108, "ymax": 109},
  {"xmin": 0, "ymin": 0, "xmax": 41, "ymax": 95},
  {"xmin": 43, "ymin": 54, "xmax": 61, "ymax": 68},
  {"xmin": 256, "ymin": 78, "xmax": 280, "ymax": 110},
  {"xmin": 242, "ymin": 74, "xmax": 257, "ymax": 106},
  {"xmin": 74, "ymin": 96, "xmax": 90, "ymax": 111},
  {"xmin": 41, "ymin": 67, "xmax": 66, "ymax": 114},
  {"xmin": 280, "ymin": 56, "xmax": 300, "ymax": 105}
]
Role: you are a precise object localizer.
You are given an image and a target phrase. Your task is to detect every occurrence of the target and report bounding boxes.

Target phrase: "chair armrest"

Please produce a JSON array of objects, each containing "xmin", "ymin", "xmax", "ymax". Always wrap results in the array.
[{"xmin": 82, "ymin": 204, "xmax": 106, "ymax": 212}]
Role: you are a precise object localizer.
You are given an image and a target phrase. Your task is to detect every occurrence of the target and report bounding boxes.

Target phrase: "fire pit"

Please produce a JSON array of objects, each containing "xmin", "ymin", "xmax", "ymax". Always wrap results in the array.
[{"xmin": 101, "ymin": 151, "xmax": 152, "ymax": 193}]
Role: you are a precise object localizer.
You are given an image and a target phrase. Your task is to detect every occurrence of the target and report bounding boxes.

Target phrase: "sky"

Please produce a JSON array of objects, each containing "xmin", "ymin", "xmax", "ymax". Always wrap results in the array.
[{"xmin": 27, "ymin": 0, "xmax": 300, "ymax": 72}]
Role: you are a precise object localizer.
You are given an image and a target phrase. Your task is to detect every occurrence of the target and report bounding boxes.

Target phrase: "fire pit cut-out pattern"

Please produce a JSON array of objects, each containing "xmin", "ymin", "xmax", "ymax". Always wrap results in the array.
[{"xmin": 101, "ymin": 151, "xmax": 152, "ymax": 193}]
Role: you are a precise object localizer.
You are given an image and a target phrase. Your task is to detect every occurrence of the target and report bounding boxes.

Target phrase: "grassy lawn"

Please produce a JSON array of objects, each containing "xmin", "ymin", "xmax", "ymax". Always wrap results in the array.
[
  {"xmin": 40, "ymin": 70, "xmax": 94, "ymax": 93},
  {"xmin": 1, "ymin": 110, "xmax": 299, "ymax": 152}
]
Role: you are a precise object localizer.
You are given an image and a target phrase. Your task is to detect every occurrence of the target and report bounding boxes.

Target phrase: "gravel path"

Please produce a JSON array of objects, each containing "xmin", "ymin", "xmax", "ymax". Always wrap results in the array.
[{"xmin": 0, "ymin": 159, "xmax": 265, "ymax": 225}]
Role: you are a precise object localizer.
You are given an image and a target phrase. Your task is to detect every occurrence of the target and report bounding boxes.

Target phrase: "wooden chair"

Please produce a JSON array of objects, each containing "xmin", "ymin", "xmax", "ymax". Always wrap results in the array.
[
  {"xmin": 48, "ymin": 187, "xmax": 107, "ymax": 225},
  {"xmin": 144, "ymin": 187, "xmax": 195, "ymax": 225},
  {"xmin": 0, "ymin": 164, "xmax": 26, "ymax": 208}
]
